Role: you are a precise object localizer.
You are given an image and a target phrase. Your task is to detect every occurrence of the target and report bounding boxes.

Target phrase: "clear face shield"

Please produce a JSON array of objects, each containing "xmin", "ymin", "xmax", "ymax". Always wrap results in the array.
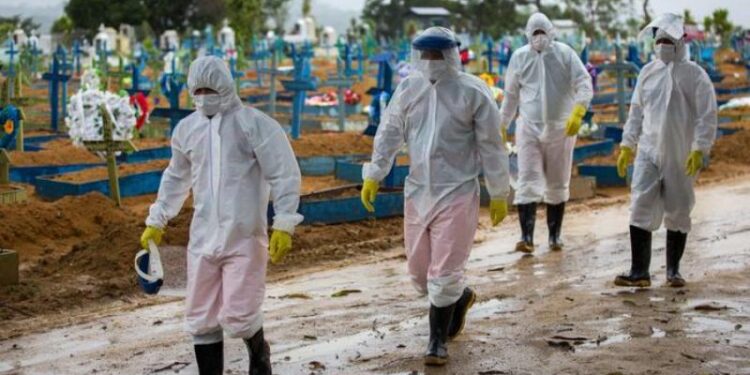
[{"xmin": 410, "ymin": 27, "xmax": 461, "ymax": 82}]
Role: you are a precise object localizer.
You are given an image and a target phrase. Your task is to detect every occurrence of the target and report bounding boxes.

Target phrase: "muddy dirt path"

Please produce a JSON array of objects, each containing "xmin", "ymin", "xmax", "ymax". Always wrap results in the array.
[{"xmin": 2, "ymin": 179, "xmax": 750, "ymax": 375}]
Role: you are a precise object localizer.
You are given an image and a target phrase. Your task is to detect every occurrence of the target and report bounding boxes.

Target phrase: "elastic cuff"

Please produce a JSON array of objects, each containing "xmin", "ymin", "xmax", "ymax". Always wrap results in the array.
[
  {"xmin": 193, "ymin": 329, "xmax": 223, "ymax": 345},
  {"xmin": 272, "ymin": 213, "xmax": 304, "ymax": 234},
  {"xmin": 427, "ymin": 275, "xmax": 464, "ymax": 308},
  {"xmin": 362, "ymin": 162, "xmax": 387, "ymax": 182}
]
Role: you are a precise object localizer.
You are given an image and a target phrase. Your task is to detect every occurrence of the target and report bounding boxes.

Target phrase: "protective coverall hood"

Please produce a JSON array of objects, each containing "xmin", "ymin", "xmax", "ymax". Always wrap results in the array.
[
  {"xmin": 639, "ymin": 13, "xmax": 688, "ymax": 65},
  {"xmin": 525, "ymin": 13, "xmax": 556, "ymax": 51},
  {"xmin": 188, "ymin": 56, "xmax": 243, "ymax": 116},
  {"xmin": 410, "ymin": 27, "xmax": 461, "ymax": 82}
]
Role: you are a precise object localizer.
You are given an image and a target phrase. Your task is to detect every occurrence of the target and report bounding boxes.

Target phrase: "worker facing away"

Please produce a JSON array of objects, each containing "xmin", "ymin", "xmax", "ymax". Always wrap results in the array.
[
  {"xmin": 615, "ymin": 13, "xmax": 717, "ymax": 288},
  {"xmin": 139, "ymin": 56, "xmax": 303, "ymax": 375},
  {"xmin": 499, "ymin": 12, "xmax": 594, "ymax": 253},
  {"xmin": 360, "ymin": 27, "xmax": 511, "ymax": 366}
]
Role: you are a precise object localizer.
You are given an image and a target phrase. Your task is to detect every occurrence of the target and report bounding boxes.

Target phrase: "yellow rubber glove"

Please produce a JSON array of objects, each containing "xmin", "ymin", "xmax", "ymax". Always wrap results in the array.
[
  {"xmin": 617, "ymin": 146, "xmax": 634, "ymax": 178},
  {"xmin": 685, "ymin": 150, "xmax": 704, "ymax": 177},
  {"xmin": 140, "ymin": 226, "xmax": 164, "ymax": 250},
  {"xmin": 501, "ymin": 126, "xmax": 509, "ymax": 144},
  {"xmin": 490, "ymin": 199, "xmax": 508, "ymax": 227},
  {"xmin": 565, "ymin": 104, "xmax": 587, "ymax": 137},
  {"xmin": 269, "ymin": 230, "xmax": 293, "ymax": 264},
  {"xmin": 361, "ymin": 178, "xmax": 380, "ymax": 213}
]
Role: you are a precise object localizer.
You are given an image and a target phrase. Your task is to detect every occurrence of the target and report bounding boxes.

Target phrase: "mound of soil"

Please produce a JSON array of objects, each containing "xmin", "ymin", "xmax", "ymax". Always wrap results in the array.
[
  {"xmin": 9, "ymin": 139, "xmax": 102, "ymax": 166},
  {"xmin": 301, "ymin": 176, "xmax": 352, "ymax": 194},
  {"xmin": 0, "ymin": 193, "xmax": 135, "ymax": 265},
  {"xmin": 712, "ymin": 129, "xmax": 750, "ymax": 164},
  {"xmin": 52, "ymin": 160, "xmax": 169, "ymax": 183},
  {"xmin": 291, "ymin": 132, "xmax": 373, "ymax": 157}
]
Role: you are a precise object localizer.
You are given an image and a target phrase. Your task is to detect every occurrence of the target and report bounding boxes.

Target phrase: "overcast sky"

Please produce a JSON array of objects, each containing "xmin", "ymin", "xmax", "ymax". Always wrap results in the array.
[{"xmin": 4, "ymin": 0, "xmax": 750, "ymax": 28}]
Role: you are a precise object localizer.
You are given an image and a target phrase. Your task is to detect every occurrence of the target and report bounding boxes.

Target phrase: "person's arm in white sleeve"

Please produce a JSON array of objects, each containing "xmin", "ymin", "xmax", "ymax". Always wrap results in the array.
[
  {"xmin": 498, "ymin": 55, "xmax": 521, "ymax": 130},
  {"xmin": 362, "ymin": 82, "xmax": 407, "ymax": 182},
  {"xmin": 146, "ymin": 131, "xmax": 192, "ymax": 229},
  {"xmin": 691, "ymin": 69, "xmax": 718, "ymax": 154},
  {"xmin": 569, "ymin": 47, "xmax": 594, "ymax": 108},
  {"xmin": 251, "ymin": 114, "xmax": 304, "ymax": 234},
  {"xmin": 475, "ymin": 86, "xmax": 511, "ymax": 200},
  {"xmin": 621, "ymin": 75, "xmax": 644, "ymax": 150}
]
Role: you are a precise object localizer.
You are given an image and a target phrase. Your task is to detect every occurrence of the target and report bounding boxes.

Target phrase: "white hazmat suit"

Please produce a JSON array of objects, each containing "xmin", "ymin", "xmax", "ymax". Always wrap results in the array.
[
  {"xmin": 499, "ymin": 13, "xmax": 593, "ymax": 205},
  {"xmin": 363, "ymin": 27, "xmax": 510, "ymax": 307},
  {"xmin": 623, "ymin": 15, "xmax": 718, "ymax": 233},
  {"xmin": 146, "ymin": 56, "xmax": 303, "ymax": 344}
]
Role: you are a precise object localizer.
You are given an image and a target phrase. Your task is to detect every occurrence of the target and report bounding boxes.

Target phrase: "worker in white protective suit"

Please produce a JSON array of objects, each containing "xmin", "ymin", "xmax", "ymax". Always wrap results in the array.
[
  {"xmin": 614, "ymin": 14, "xmax": 717, "ymax": 288},
  {"xmin": 499, "ymin": 13, "xmax": 594, "ymax": 253},
  {"xmin": 139, "ymin": 56, "xmax": 303, "ymax": 375},
  {"xmin": 360, "ymin": 27, "xmax": 510, "ymax": 366}
]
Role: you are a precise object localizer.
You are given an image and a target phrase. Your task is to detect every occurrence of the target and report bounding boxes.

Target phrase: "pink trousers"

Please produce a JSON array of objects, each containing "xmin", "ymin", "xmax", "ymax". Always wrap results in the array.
[
  {"xmin": 185, "ymin": 236, "xmax": 268, "ymax": 344},
  {"xmin": 404, "ymin": 192, "xmax": 479, "ymax": 307}
]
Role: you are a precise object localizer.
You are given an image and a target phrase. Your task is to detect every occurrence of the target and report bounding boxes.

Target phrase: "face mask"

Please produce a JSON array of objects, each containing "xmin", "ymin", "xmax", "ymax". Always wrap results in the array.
[
  {"xmin": 531, "ymin": 34, "xmax": 550, "ymax": 52},
  {"xmin": 194, "ymin": 93, "xmax": 221, "ymax": 116},
  {"xmin": 425, "ymin": 60, "xmax": 450, "ymax": 81},
  {"xmin": 655, "ymin": 44, "xmax": 676, "ymax": 63}
]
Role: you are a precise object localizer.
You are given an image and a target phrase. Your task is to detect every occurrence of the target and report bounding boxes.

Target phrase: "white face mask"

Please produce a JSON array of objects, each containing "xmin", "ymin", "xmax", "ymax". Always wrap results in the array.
[
  {"xmin": 655, "ymin": 44, "xmax": 676, "ymax": 63},
  {"xmin": 425, "ymin": 60, "xmax": 450, "ymax": 81},
  {"xmin": 194, "ymin": 93, "xmax": 222, "ymax": 116},
  {"xmin": 531, "ymin": 34, "xmax": 550, "ymax": 52}
]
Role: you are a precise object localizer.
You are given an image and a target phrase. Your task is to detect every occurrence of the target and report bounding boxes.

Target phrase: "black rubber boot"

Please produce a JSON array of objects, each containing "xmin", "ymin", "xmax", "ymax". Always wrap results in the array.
[
  {"xmin": 448, "ymin": 287, "xmax": 477, "ymax": 340},
  {"xmin": 244, "ymin": 328, "xmax": 272, "ymax": 375},
  {"xmin": 666, "ymin": 230, "xmax": 687, "ymax": 288},
  {"xmin": 614, "ymin": 225, "xmax": 652, "ymax": 287},
  {"xmin": 194, "ymin": 341, "xmax": 223, "ymax": 375},
  {"xmin": 515, "ymin": 203, "xmax": 537, "ymax": 253},
  {"xmin": 547, "ymin": 202, "xmax": 566, "ymax": 251},
  {"xmin": 424, "ymin": 304, "xmax": 456, "ymax": 366}
]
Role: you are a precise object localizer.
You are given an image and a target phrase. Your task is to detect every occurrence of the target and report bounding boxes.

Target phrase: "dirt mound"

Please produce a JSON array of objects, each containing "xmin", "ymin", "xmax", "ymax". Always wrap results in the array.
[
  {"xmin": 712, "ymin": 129, "xmax": 750, "ymax": 164},
  {"xmin": 53, "ymin": 159, "xmax": 169, "ymax": 183},
  {"xmin": 9, "ymin": 139, "xmax": 102, "ymax": 166},
  {"xmin": 291, "ymin": 132, "xmax": 373, "ymax": 157},
  {"xmin": 0, "ymin": 193, "xmax": 135, "ymax": 264}
]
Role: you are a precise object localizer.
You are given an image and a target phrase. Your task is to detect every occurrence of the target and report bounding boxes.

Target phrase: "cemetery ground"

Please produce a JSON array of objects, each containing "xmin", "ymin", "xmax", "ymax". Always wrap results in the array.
[
  {"xmin": 1, "ymin": 51, "xmax": 750, "ymax": 373},
  {"xmin": 0, "ymin": 176, "xmax": 749, "ymax": 374}
]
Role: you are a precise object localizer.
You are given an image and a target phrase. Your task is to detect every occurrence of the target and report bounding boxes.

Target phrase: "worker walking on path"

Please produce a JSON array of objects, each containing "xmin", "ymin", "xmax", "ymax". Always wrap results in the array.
[
  {"xmin": 140, "ymin": 56, "xmax": 303, "ymax": 375},
  {"xmin": 360, "ymin": 27, "xmax": 511, "ymax": 366},
  {"xmin": 499, "ymin": 12, "xmax": 594, "ymax": 254},
  {"xmin": 615, "ymin": 13, "xmax": 718, "ymax": 288}
]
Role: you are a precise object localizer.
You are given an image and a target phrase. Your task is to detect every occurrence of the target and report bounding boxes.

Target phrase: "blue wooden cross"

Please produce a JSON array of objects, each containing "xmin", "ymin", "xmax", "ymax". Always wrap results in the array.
[
  {"xmin": 363, "ymin": 52, "xmax": 395, "ymax": 137},
  {"xmin": 483, "ymin": 39, "xmax": 498, "ymax": 75},
  {"xmin": 337, "ymin": 42, "xmax": 364, "ymax": 82},
  {"xmin": 97, "ymin": 40, "xmax": 113, "ymax": 77},
  {"xmin": 127, "ymin": 62, "xmax": 151, "ymax": 96},
  {"xmin": 250, "ymin": 39, "xmax": 271, "ymax": 87},
  {"xmin": 72, "ymin": 40, "xmax": 83, "ymax": 76},
  {"xmin": 4, "ymin": 40, "xmax": 18, "ymax": 101},
  {"xmin": 280, "ymin": 43, "xmax": 318, "ymax": 140},
  {"xmin": 42, "ymin": 46, "xmax": 71, "ymax": 132},
  {"xmin": 28, "ymin": 42, "xmax": 42, "ymax": 78},
  {"xmin": 152, "ymin": 58, "xmax": 191, "ymax": 135},
  {"xmin": 326, "ymin": 56, "xmax": 355, "ymax": 131},
  {"xmin": 597, "ymin": 41, "xmax": 640, "ymax": 125}
]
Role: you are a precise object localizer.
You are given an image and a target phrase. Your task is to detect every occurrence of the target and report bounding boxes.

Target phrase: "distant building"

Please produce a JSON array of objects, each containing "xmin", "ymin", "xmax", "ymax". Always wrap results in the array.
[{"xmin": 406, "ymin": 7, "xmax": 451, "ymax": 30}]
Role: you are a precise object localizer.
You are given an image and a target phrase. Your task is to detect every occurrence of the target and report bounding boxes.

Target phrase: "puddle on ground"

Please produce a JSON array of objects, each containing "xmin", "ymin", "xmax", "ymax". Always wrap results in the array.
[{"xmin": 579, "ymin": 333, "xmax": 631, "ymax": 349}]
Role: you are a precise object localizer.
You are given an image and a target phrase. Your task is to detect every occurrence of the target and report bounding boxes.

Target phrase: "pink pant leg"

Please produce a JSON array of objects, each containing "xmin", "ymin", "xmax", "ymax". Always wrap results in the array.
[
  {"xmin": 426, "ymin": 193, "xmax": 479, "ymax": 307},
  {"xmin": 218, "ymin": 236, "xmax": 268, "ymax": 339},
  {"xmin": 185, "ymin": 253, "xmax": 223, "ymax": 341},
  {"xmin": 404, "ymin": 199, "xmax": 432, "ymax": 296}
]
